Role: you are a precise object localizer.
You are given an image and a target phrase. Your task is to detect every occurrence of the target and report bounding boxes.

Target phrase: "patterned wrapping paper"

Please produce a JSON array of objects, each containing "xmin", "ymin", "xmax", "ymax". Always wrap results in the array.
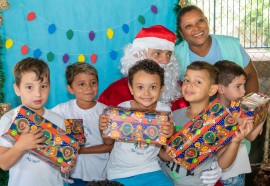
[
  {"xmin": 102, "ymin": 106, "xmax": 171, "ymax": 145},
  {"xmin": 167, "ymin": 98, "xmax": 240, "ymax": 171},
  {"xmin": 2, "ymin": 106, "xmax": 79, "ymax": 170},
  {"xmin": 65, "ymin": 119, "xmax": 86, "ymax": 146},
  {"xmin": 240, "ymin": 93, "xmax": 270, "ymax": 127}
]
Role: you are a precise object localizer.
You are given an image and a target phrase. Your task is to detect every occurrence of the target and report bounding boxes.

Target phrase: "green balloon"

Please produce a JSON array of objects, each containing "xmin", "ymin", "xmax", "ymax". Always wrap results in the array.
[
  {"xmin": 47, "ymin": 52, "xmax": 54, "ymax": 62},
  {"xmin": 138, "ymin": 15, "xmax": 145, "ymax": 25},
  {"xmin": 66, "ymin": 29, "xmax": 74, "ymax": 40}
]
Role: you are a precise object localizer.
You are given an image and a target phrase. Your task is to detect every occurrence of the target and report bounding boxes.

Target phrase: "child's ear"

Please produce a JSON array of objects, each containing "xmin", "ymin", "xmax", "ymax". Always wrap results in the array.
[
  {"xmin": 160, "ymin": 85, "xmax": 164, "ymax": 94},
  {"xmin": 209, "ymin": 84, "xmax": 218, "ymax": 96},
  {"xmin": 218, "ymin": 84, "xmax": 225, "ymax": 94},
  {"xmin": 13, "ymin": 83, "xmax": 21, "ymax": 96},
  {"xmin": 66, "ymin": 85, "xmax": 75, "ymax": 95},
  {"xmin": 128, "ymin": 83, "xmax": 134, "ymax": 95}
]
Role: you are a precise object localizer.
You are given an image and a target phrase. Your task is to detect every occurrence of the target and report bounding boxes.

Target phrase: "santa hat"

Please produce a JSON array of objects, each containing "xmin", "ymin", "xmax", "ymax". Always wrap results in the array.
[{"xmin": 132, "ymin": 25, "xmax": 176, "ymax": 51}]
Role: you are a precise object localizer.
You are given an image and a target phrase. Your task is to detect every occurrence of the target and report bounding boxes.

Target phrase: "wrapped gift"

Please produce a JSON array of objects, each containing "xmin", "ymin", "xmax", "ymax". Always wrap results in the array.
[
  {"xmin": 65, "ymin": 119, "xmax": 86, "ymax": 146},
  {"xmin": 240, "ymin": 93, "xmax": 270, "ymax": 126},
  {"xmin": 2, "ymin": 106, "xmax": 79, "ymax": 170},
  {"xmin": 102, "ymin": 106, "xmax": 171, "ymax": 145},
  {"xmin": 167, "ymin": 98, "xmax": 240, "ymax": 171}
]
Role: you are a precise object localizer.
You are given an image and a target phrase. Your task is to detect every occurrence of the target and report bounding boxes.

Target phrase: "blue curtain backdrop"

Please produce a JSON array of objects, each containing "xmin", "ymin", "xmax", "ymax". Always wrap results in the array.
[{"xmin": 1, "ymin": 0, "xmax": 177, "ymax": 109}]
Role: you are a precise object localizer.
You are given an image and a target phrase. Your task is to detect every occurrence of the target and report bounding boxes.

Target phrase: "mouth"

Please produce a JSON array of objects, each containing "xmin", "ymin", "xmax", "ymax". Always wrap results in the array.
[
  {"xmin": 141, "ymin": 98, "xmax": 152, "ymax": 102},
  {"xmin": 33, "ymin": 100, "xmax": 42, "ymax": 104},
  {"xmin": 193, "ymin": 32, "xmax": 203, "ymax": 37}
]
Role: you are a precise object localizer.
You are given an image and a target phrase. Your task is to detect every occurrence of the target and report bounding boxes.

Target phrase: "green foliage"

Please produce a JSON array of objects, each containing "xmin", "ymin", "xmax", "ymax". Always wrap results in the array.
[{"xmin": 173, "ymin": 0, "xmax": 183, "ymax": 45}]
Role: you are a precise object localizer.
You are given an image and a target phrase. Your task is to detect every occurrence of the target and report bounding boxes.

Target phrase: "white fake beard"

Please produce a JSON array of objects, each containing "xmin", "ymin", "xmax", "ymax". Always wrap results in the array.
[{"xmin": 120, "ymin": 45, "xmax": 182, "ymax": 104}]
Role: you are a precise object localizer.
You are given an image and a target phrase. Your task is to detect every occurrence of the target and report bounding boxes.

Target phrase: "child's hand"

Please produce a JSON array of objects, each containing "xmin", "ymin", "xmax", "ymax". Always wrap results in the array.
[
  {"xmin": 99, "ymin": 114, "xmax": 110, "ymax": 131},
  {"xmin": 165, "ymin": 145, "xmax": 175, "ymax": 160},
  {"xmin": 232, "ymin": 118, "xmax": 253, "ymax": 143},
  {"xmin": 14, "ymin": 125, "xmax": 46, "ymax": 152},
  {"xmin": 160, "ymin": 115, "xmax": 174, "ymax": 138},
  {"xmin": 61, "ymin": 154, "xmax": 77, "ymax": 173}
]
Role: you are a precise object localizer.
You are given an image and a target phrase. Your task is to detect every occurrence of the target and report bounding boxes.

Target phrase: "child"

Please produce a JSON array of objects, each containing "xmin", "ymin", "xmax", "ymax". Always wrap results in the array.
[
  {"xmin": 214, "ymin": 60, "xmax": 264, "ymax": 186},
  {"xmin": 162, "ymin": 61, "xmax": 253, "ymax": 186},
  {"xmin": 0, "ymin": 57, "xmax": 66, "ymax": 186},
  {"xmin": 51, "ymin": 62, "xmax": 113, "ymax": 186},
  {"xmin": 99, "ymin": 59, "xmax": 175, "ymax": 186}
]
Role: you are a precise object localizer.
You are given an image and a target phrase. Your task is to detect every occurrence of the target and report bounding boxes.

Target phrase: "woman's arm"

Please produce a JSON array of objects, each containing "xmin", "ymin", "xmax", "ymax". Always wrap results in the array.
[{"xmin": 244, "ymin": 60, "xmax": 259, "ymax": 94}]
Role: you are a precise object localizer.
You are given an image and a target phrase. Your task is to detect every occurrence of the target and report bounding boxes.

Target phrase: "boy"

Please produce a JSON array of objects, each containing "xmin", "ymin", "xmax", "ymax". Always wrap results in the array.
[
  {"xmin": 99, "ymin": 59, "xmax": 174, "ymax": 186},
  {"xmin": 162, "ymin": 61, "xmax": 253, "ymax": 186},
  {"xmin": 214, "ymin": 60, "xmax": 264, "ymax": 186},
  {"xmin": 0, "ymin": 57, "xmax": 66, "ymax": 186},
  {"xmin": 51, "ymin": 62, "xmax": 113, "ymax": 186}
]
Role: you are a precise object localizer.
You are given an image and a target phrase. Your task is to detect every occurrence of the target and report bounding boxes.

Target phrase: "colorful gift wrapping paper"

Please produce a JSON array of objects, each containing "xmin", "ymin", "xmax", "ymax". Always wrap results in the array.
[
  {"xmin": 240, "ymin": 93, "xmax": 270, "ymax": 126},
  {"xmin": 167, "ymin": 98, "xmax": 240, "ymax": 171},
  {"xmin": 2, "ymin": 106, "xmax": 79, "ymax": 170},
  {"xmin": 65, "ymin": 119, "xmax": 85, "ymax": 146},
  {"xmin": 102, "ymin": 106, "xmax": 171, "ymax": 145}
]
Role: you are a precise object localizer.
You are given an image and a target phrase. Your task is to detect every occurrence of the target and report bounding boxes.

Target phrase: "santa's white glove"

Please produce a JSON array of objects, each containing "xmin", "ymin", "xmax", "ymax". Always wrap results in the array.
[{"xmin": 200, "ymin": 160, "xmax": 222, "ymax": 186}]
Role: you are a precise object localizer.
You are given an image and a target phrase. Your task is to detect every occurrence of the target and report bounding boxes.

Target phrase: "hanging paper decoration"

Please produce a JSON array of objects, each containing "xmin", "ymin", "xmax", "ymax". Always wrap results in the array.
[
  {"xmin": 47, "ymin": 52, "xmax": 54, "ymax": 62},
  {"xmin": 27, "ymin": 12, "xmax": 36, "ymax": 21},
  {"xmin": 48, "ymin": 24, "xmax": 56, "ymax": 34},
  {"xmin": 88, "ymin": 31, "xmax": 95, "ymax": 41},
  {"xmin": 66, "ymin": 29, "xmax": 74, "ymax": 40},
  {"xmin": 110, "ymin": 50, "xmax": 117, "ymax": 60},
  {"xmin": 63, "ymin": 54, "xmax": 69, "ymax": 63},
  {"xmin": 122, "ymin": 24, "xmax": 129, "ymax": 34},
  {"xmin": 0, "ymin": 15, "xmax": 3, "ymax": 26},
  {"xmin": 0, "ymin": 0, "xmax": 10, "ymax": 12},
  {"xmin": 90, "ymin": 54, "xmax": 97, "ymax": 63},
  {"xmin": 21, "ymin": 45, "xmax": 29, "ymax": 55},
  {"xmin": 33, "ymin": 49, "xmax": 42, "ymax": 58},
  {"xmin": 138, "ymin": 15, "xmax": 145, "ymax": 25},
  {"xmin": 5, "ymin": 39, "xmax": 13, "ymax": 49},
  {"xmin": 151, "ymin": 5, "xmax": 158, "ymax": 14},
  {"xmin": 78, "ymin": 54, "xmax": 85, "ymax": 62},
  {"xmin": 107, "ymin": 28, "xmax": 114, "ymax": 39}
]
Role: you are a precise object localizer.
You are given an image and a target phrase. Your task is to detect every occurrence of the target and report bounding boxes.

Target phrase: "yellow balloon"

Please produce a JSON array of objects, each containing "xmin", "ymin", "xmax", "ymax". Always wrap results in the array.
[
  {"xmin": 107, "ymin": 28, "xmax": 114, "ymax": 39},
  {"xmin": 6, "ymin": 39, "xmax": 13, "ymax": 49},
  {"xmin": 78, "ymin": 54, "xmax": 85, "ymax": 62}
]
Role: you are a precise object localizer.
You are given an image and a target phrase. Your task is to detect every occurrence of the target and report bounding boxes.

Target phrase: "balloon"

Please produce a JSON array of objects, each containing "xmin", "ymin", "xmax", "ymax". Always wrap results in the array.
[
  {"xmin": 66, "ymin": 29, "xmax": 74, "ymax": 40},
  {"xmin": 89, "ymin": 31, "xmax": 95, "ymax": 41},
  {"xmin": 27, "ymin": 12, "xmax": 36, "ymax": 21},
  {"xmin": 78, "ymin": 54, "xmax": 85, "ymax": 62},
  {"xmin": 110, "ymin": 50, "xmax": 117, "ymax": 60},
  {"xmin": 48, "ymin": 24, "xmax": 56, "ymax": 34},
  {"xmin": 47, "ymin": 52, "xmax": 54, "ymax": 62},
  {"xmin": 138, "ymin": 15, "xmax": 145, "ymax": 25},
  {"xmin": 151, "ymin": 5, "xmax": 158, "ymax": 14},
  {"xmin": 5, "ymin": 39, "xmax": 13, "ymax": 49},
  {"xmin": 21, "ymin": 45, "xmax": 29, "ymax": 55},
  {"xmin": 107, "ymin": 28, "xmax": 114, "ymax": 39},
  {"xmin": 122, "ymin": 24, "xmax": 129, "ymax": 33},
  {"xmin": 63, "ymin": 54, "xmax": 69, "ymax": 63},
  {"xmin": 90, "ymin": 54, "xmax": 97, "ymax": 63},
  {"xmin": 33, "ymin": 49, "xmax": 42, "ymax": 58}
]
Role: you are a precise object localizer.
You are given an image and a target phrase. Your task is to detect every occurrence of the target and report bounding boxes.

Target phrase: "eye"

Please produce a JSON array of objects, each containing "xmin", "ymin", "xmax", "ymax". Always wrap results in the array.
[
  {"xmin": 183, "ymin": 79, "xmax": 189, "ymax": 83},
  {"xmin": 150, "ymin": 86, "xmax": 157, "ymax": 90},
  {"xmin": 91, "ymin": 81, "xmax": 97, "ymax": 85},
  {"xmin": 137, "ymin": 86, "xmax": 143, "ymax": 90},
  {"xmin": 198, "ymin": 18, "xmax": 205, "ymax": 23},
  {"xmin": 79, "ymin": 83, "xmax": 85, "ymax": 87},
  {"xmin": 166, "ymin": 52, "xmax": 172, "ymax": 58},
  {"xmin": 41, "ymin": 85, "xmax": 48, "ymax": 89},
  {"xmin": 26, "ymin": 86, "xmax": 32, "ymax": 90},
  {"xmin": 195, "ymin": 81, "xmax": 201, "ymax": 84},
  {"xmin": 185, "ymin": 24, "xmax": 192, "ymax": 29}
]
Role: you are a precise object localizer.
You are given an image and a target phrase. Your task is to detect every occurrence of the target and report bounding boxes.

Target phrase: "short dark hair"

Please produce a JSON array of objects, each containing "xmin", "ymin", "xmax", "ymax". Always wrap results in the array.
[
  {"xmin": 214, "ymin": 60, "xmax": 247, "ymax": 86},
  {"xmin": 177, "ymin": 5, "xmax": 205, "ymax": 31},
  {"xmin": 65, "ymin": 62, "xmax": 98, "ymax": 85},
  {"xmin": 86, "ymin": 180, "xmax": 124, "ymax": 186},
  {"xmin": 13, "ymin": 57, "xmax": 50, "ymax": 86},
  {"xmin": 128, "ymin": 59, "xmax": 164, "ymax": 86},
  {"xmin": 187, "ymin": 61, "xmax": 219, "ymax": 84}
]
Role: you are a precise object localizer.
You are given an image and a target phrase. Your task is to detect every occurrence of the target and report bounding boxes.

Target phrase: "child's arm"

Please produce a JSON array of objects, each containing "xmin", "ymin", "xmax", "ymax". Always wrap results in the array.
[
  {"xmin": 161, "ymin": 115, "xmax": 175, "ymax": 138},
  {"xmin": 0, "ymin": 126, "xmax": 46, "ymax": 170},
  {"xmin": 245, "ymin": 122, "xmax": 264, "ymax": 141},
  {"xmin": 217, "ymin": 119, "xmax": 253, "ymax": 169},
  {"xmin": 99, "ymin": 113, "xmax": 115, "ymax": 145},
  {"xmin": 79, "ymin": 144, "xmax": 114, "ymax": 154},
  {"xmin": 158, "ymin": 146, "xmax": 173, "ymax": 161}
]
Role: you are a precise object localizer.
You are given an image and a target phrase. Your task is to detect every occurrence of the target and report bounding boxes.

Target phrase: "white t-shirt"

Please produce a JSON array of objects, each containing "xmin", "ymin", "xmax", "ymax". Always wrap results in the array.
[
  {"xmin": 221, "ymin": 141, "xmax": 251, "ymax": 180},
  {"xmin": 51, "ymin": 100, "xmax": 109, "ymax": 181},
  {"xmin": 106, "ymin": 101, "xmax": 171, "ymax": 180},
  {"xmin": 0, "ymin": 106, "xmax": 65, "ymax": 186}
]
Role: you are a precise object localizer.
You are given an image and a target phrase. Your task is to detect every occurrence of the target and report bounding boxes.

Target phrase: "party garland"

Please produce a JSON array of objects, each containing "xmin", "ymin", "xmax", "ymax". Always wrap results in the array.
[{"xmin": 0, "ymin": 35, "xmax": 4, "ymax": 103}]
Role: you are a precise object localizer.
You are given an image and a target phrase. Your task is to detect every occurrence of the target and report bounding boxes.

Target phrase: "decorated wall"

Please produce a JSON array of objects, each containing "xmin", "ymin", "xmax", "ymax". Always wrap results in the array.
[{"xmin": 1, "ymin": 0, "xmax": 177, "ymax": 108}]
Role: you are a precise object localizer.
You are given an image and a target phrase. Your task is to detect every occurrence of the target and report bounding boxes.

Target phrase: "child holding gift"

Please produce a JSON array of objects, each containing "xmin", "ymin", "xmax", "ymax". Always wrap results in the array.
[
  {"xmin": 0, "ymin": 57, "xmax": 68, "ymax": 186},
  {"xmin": 161, "ymin": 61, "xmax": 253, "ymax": 186},
  {"xmin": 99, "ymin": 59, "xmax": 174, "ymax": 186},
  {"xmin": 214, "ymin": 60, "xmax": 265, "ymax": 186},
  {"xmin": 51, "ymin": 62, "xmax": 113, "ymax": 186}
]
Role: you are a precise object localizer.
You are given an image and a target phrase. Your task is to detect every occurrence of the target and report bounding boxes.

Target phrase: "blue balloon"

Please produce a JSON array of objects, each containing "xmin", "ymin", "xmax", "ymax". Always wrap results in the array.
[
  {"xmin": 122, "ymin": 24, "xmax": 129, "ymax": 33},
  {"xmin": 110, "ymin": 50, "xmax": 117, "ymax": 60},
  {"xmin": 33, "ymin": 49, "xmax": 42, "ymax": 58},
  {"xmin": 48, "ymin": 24, "xmax": 56, "ymax": 34}
]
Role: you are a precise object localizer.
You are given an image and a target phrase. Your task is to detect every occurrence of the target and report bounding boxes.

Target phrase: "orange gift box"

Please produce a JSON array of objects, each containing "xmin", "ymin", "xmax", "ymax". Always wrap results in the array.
[
  {"xmin": 167, "ymin": 98, "xmax": 240, "ymax": 171},
  {"xmin": 2, "ymin": 106, "xmax": 80, "ymax": 170},
  {"xmin": 102, "ymin": 106, "xmax": 171, "ymax": 145}
]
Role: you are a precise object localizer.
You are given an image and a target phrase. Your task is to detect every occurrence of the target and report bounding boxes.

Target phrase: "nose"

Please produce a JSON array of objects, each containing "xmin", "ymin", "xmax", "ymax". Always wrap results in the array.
[
  {"xmin": 143, "ymin": 88, "xmax": 150, "ymax": 96},
  {"xmin": 35, "ymin": 87, "xmax": 42, "ymax": 97}
]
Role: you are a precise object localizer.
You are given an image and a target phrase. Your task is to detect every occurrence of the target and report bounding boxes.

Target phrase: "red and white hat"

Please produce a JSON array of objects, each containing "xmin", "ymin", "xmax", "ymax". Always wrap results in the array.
[{"xmin": 132, "ymin": 25, "xmax": 176, "ymax": 51}]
